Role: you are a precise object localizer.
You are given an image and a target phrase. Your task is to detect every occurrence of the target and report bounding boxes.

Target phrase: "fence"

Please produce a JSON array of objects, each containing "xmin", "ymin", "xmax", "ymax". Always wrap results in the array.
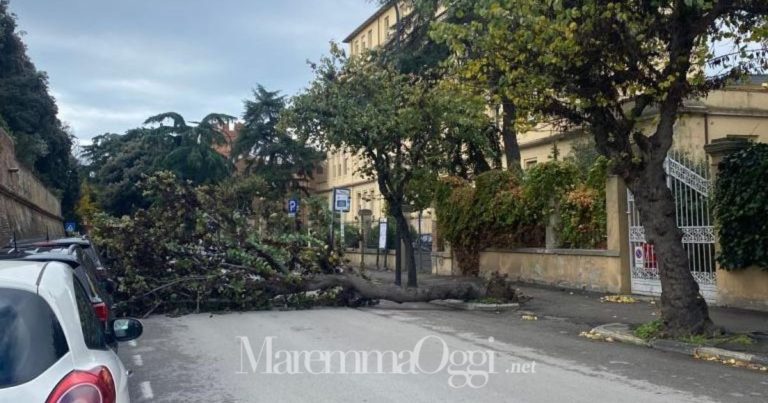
[{"xmin": 342, "ymin": 214, "xmax": 434, "ymax": 272}]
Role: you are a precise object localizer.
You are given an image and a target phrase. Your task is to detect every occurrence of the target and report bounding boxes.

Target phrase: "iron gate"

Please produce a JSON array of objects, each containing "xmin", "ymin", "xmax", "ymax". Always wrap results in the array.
[{"xmin": 627, "ymin": 152, "xmax": 717, "ymax": 302}]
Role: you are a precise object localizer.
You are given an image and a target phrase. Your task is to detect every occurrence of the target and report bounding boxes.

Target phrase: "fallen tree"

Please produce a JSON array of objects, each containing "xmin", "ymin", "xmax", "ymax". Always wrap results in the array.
[{"xmin": 91, "ymin": 172, "xmax": 521, "ymax": 316}]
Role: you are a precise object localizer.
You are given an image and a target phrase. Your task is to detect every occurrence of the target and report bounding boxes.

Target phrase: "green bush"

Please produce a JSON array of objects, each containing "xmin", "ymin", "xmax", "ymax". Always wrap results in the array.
[
  {"xmin": 434, "ymin": 157, "xmax": 608, "ymax": 275},
  {"xmin": 713, "ymin": 143, "xmax": 768, "ymax": 270}
]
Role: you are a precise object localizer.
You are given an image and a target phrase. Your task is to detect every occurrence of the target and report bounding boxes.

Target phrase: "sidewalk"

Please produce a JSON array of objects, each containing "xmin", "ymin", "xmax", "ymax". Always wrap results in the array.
[{"xmin": 366, "ymin": 269, "xmax": 768, "ymax": 352}]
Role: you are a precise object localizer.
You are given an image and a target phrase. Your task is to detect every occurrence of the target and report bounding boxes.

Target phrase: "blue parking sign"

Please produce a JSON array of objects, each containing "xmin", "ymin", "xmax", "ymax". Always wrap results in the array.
[
  {"xmin": 288, "ymin": 199, "xmax": 299, "ymax": 215},
  {"xmin": 65, "ymin": 222, "xmax": 76, "ymax": 232}
]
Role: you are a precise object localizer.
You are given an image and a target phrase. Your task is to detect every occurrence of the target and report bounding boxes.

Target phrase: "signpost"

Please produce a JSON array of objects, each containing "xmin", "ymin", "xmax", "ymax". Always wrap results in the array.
[
  {"xmin": 333, "ymin": 188, "xmax": 351, "ymax": 213},
  {"xmin": 377, "ymin": 218, "xmax": 388, "ymax": 269},
  {"xmin": 288, "ymin": 198, "xmax": 299, "ymax": 217},
  {"xmin": 634, "ymin": 246, "xmax": 645, "ymax": 270},
  {"xmin": 331, "ymin": 188, "xmax": 351, "ymax": 248},
  {"xmin": 378, "ymin": 218, "xmax": 388, "ymax": 249}
]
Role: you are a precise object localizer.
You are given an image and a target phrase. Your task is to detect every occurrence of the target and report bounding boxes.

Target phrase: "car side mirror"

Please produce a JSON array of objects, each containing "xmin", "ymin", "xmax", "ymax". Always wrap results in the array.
[{"xmin": 112, "ymin": 318, "xmax": 143, "ymax": 342}]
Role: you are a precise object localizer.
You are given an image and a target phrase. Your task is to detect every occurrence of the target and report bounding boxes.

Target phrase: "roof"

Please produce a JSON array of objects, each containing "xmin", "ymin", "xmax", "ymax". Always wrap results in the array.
[
  {"xmin": 343, "ymin": 2, "xmax": 394, "ymax": 43},
  {"xmin": 0, "ymin": 260, "xmax": 47, "ymax": 288},
  {"xmin": 20, "ymin": 253, "xmax": 80, "ymax": 269},
  {"xmin": 36, "ymin": 237, "xmax": 90, "ymax": 246}
]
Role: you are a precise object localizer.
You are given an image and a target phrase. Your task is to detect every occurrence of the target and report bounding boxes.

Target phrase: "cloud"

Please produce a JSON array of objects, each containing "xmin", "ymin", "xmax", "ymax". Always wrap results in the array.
[
  {"xmin": 29, "ymin": 31, "xmax": 223, "ymax": 79},
  {"xmin": 9, "ymin": 0, "xmax": 379, "ymax": 141},
  {"xmin": 57, "ymin": 101, "xmax": 155, "ymax": 135},
  {"xmin": 88, "ymin": 78, "xmax": 180, "ymax": 97}
]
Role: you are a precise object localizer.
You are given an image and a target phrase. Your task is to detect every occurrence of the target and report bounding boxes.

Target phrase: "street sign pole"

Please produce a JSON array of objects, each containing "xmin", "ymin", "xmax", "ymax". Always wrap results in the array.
[
  {"xmin": 288, "ymin": 198, "xmax": 299, "ymax": 231},
  {"xmin": 375, "ymin": 228, "xmax": 380, "ymax": 270},
  {"xmin": 329, "ymin": 193, "xmax": 335, "ymax": 248},
  {"xmin": 417, "ymin": 210, "xmax": 422, "ymax": 272},
  {"xmin": 331, "ymin": 188, "xmax": 351, "ymax": 251}
]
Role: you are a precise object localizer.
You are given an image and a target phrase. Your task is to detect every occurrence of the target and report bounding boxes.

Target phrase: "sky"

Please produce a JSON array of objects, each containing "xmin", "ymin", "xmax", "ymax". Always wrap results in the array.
[{"xmin": 8, "ymin": 0, "xmax": 378, "ymax": 145}]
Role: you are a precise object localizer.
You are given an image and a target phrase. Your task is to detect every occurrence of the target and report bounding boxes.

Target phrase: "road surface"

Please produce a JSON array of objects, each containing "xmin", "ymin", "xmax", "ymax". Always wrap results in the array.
[{"xmin": 118, "ymin": 302, "xmax": 767, "ymax": 402}]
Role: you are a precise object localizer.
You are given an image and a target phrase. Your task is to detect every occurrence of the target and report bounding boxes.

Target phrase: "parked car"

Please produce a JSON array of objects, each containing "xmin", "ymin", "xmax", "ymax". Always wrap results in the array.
[
  {"xmin": 0, "ymin": 247, "xmax": 118, "ymax": 350},
  {"xmin": 0, "ymin": 260, "xmax": 142, "ymax": 402},
  {"xmin": 25, "ymin": 236, "xmax": 109, "ymax": 277}
]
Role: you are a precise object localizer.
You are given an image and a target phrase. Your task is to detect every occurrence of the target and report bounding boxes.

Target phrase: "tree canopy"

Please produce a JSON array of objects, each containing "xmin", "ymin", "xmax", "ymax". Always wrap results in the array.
[
  {"xmin": 82, "ymin": 113, "xmax": 235, "ymax": 216},
  {"xmin": 0, "ymin": 0, "xmax": 79, "ymax": 218},
  {"xmin": 231, "ymin": 85, "xmax": 323, "ymax": 197},
  {"xmin": 288, "ymin": 44, "xmax": 497, "ymax": 286},
  {"xmin": 143, "ymin": 112, "xmax": 235, "ymax": 184}
]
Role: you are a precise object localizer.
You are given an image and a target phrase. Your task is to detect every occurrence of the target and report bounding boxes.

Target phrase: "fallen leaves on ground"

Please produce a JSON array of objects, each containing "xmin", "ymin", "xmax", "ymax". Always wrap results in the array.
[
  {"xmin": 600, "ymin": 295, "xmax": 637, "ymax": 304},
  {"xmin": 579, "ymin": 330, "xmax": 605, "ymax": 341},
  {"xmin": 521, "ymin": 314, "xmax": 538, "ymax": 321},
  {"xmin": 693, "ymin": 351, "xmax": 767, "ymax": 372}
]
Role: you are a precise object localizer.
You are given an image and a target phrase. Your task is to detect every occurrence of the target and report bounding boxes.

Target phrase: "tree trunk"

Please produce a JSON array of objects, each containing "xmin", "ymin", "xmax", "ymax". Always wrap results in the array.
[
  {"xmin": 627, "ymin": 159, "xmax": 716, "ymax": 337},
  {"xmin": 299, "ymin": 273, "xmax": 481, "ymax": 303},
  {"xmin": 500, "ymin": 96, "xmax": 521, "ymax": 171},
  {"xmin": 394, "ymin": 226, "xmax": 402, "ymax": 286},
  {"xmin": 393, "ymin": 211, "xmax": 418, "ymax": 288}
]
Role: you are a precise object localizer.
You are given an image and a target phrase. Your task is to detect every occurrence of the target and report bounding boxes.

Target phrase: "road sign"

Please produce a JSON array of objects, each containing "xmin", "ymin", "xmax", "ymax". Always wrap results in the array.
[
  {"xmin": 288, "ymin": 198, "xmax": 299, "ymax": 216},
  {"xmin": 378, "ymin": 218, "xmax": 388, "ymax": 249},
  {"xmin": 634, "ymin": 246, "xmax": 644, "ymax": 269},
  {"xmin": 65, "ymin": 222, "xmax": 76, "ymax": 233},
  {"xmin": 333, "ymin": 188, "xmax": 351, "ymax": 212}
]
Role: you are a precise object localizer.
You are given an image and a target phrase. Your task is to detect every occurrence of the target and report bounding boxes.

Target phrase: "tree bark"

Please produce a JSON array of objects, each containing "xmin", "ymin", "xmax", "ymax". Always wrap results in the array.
[
  {"xmin": 299, "ymin": 273, "xmax": 482, "ymax": 303},
  {"xmin": 393, "ymin": 210, "xmax": 418, "ymax": 288},
  {"xmin": 626, "ymin": 159, "xmax": 716, "ymax": 337},
  {"xmin": 394, "ymin": 227, "xmax": 402, "ymax": 286},
  {"xmin": 500, "ymin": 96, "xmax": 521, "ymax": 171}
]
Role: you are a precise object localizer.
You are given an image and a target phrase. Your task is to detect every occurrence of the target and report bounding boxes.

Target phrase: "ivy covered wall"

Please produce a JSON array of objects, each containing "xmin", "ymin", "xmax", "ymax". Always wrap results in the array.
[
  {"xmin": 713, "ymin": 143, "xmax": 768, "ymax": 271},
  {"xmin": 434, "ymin": 157, "xmax": 608, "ymax": 275}
]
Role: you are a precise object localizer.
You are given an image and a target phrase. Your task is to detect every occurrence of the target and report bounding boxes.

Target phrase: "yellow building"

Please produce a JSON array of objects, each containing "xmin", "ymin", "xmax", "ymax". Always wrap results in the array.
[{"xmin": 343, "ymin": 3, "xmax": 403, "ymax": 56}]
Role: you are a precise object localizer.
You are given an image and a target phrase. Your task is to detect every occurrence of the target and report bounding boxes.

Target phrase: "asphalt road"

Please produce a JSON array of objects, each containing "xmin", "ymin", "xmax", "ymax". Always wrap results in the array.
[{"xmin": 119, "ymin": 303, "xmax": 768, "ymax": 403}]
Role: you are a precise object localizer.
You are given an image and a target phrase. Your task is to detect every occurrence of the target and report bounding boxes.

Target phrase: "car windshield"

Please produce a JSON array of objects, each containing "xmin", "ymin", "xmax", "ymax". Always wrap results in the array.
[{"xmin": 0, "ymin": 288, "xmax": 69, "ymax": 388}]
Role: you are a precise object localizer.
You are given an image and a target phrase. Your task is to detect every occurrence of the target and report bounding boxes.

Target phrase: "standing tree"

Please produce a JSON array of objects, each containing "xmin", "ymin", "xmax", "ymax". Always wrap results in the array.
[
  {"xmin": 435, "ymin": 0, "xmax": 768, "ymax": 336},
  {"xmin": 82, "ymin": 129, "xmax": 172, "ymax": 216},
  {"xmin": 143, "ymin": 112, "xmax": 235, "ymax": 184},
  {"xmin": 289, "ymin": 45, "xmax": 495, "ymax": 287},
  {"xmin": 230, "ymin": 85, "xmax": 323, "ymax": 197},
  {"xmin": 82, "ymin": 112, "xmax": 235, "ymax": 216},
  {"xmin": 426, "ymin": 0, "xmax": 533, "ymax": 171}
]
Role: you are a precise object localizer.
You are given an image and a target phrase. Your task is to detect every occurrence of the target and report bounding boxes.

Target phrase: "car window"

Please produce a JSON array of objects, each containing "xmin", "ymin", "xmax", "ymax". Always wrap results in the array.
[
  {"xmin": 73, "ymin": 267, "xmax": 100, "ymax": 302},
  {"xmin": 83, "ymin": 247, "xmax": 104, "ymax": 268},
  {"xmin": 73, "ymin": 278, "xmax": 106, "ymax": 350},
  {"xmin": 79, "ymin": 252, "xmax": 99, "ymax": 277},
  {"xmin": 0, "ymin": 288, "xmax": 69, "ymax": 388}
]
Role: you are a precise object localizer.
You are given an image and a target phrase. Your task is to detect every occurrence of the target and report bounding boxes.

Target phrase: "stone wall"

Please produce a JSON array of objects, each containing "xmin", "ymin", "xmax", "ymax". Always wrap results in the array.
[
  {"xmin": 477, "ymin": 248, "xmax": 626, "ymax": 293},
  {"xmin": 0, "ymin": 129, "xmax": 64, "ymax": 244},
  {"xmin": 433, "ymin": 176, "xmax": 631, "ymax": 294}
]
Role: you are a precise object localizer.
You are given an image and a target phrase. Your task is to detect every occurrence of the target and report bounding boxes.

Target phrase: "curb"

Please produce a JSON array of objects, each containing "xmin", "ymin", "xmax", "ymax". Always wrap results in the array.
[
  {"xmin": 430, "ymin": 299, "xmax": 520, "ymax": 311},
  {"xmin": 590, "ymin": 323, "xmax": 768, "ymax": 369}
]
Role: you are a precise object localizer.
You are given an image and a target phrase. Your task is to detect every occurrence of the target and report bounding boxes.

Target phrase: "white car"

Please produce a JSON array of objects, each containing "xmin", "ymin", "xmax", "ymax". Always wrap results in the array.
[{"xmin": 0, "ymin": 260, "xmax": 142, "ymax": 402}]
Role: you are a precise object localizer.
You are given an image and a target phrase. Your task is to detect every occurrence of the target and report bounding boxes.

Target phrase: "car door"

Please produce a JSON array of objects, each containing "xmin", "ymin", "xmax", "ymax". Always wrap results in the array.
[
  {"xmin": 71, "ymin": 276, "xmax": 131, "ymax": 402},
  {"xmin": 0, "ymin": 286, "xmax": 75, "ymax": 402}
]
